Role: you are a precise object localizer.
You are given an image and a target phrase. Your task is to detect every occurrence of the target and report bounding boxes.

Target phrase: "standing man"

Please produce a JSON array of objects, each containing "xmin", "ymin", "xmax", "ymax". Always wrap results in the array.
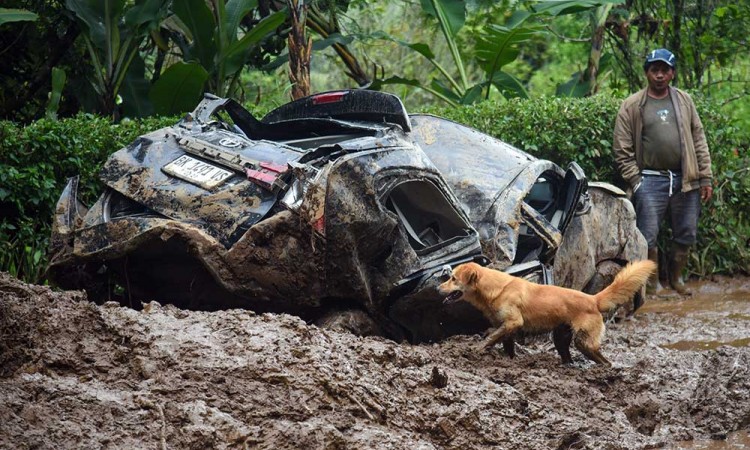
[{"xmin": 613, "ymin": 48, "xmax": 713, "ymax": 295}]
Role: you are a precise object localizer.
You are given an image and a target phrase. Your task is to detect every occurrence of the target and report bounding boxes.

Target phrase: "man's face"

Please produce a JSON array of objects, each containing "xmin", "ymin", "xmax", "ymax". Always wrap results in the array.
[{"xmin": 645, "ymin": 62, "xmax": 675, "ymax": 92}]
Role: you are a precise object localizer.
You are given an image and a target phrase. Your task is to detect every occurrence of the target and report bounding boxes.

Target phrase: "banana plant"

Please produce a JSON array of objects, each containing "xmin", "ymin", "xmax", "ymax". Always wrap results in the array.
[
  {"xmin": 371, "ymin": 0, "xmax": 621, "ymax": 106},
  {"xmin": 154, "ymin": 0, "xmax": 286, "ymax": 113},
  {"xmin": 45, "ymin": 67, "xmax": 67, "ymax": 120},
  {"xmin": 66, "ymin": 0, "xmax": 170, "ymax": 119},
  {"xmin": 474, "ymin": 16, "xmax": 542, "ymax": 101},
  {"xmin": 0, "ymin": 8, "xmax": 38, "ymax": 26},
  {"xmin": 370, "ymin": 0, "xmax": 539, "ymax": 106},
  {"xmin": 543, "ymin": 0, "xmax": 623, "ymax": 97},
  {"xmin": 371, "ymin": 0, "xmax": 478, "ymax": 105},
  {"xmin": 306, "ymin": 3, "xmax": 370, "ymax": 87},
  {"xmin": 287, "ymin": 0, "xmax": 311, "ymax": 100}
]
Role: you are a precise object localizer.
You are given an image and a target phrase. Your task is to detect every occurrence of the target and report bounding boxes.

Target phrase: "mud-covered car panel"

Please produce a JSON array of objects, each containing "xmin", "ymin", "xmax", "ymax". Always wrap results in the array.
[
  {"xmin": 323, "ymin": 148, "xmax": 481, "ymax": 312},
  {"xmin": 99, "ymin": 127, "xmax": 305, "ymax": 247},
  {"xmin": 408, "ymin": 115, "xmax": 590, "ymax": 270},
  {"xmin": 553, "ymin": 182, "xmax": 646, "ymax": 293},
  {"xmin": 408, "ymin": 114, "xmax": 533, "ymax": 225}
]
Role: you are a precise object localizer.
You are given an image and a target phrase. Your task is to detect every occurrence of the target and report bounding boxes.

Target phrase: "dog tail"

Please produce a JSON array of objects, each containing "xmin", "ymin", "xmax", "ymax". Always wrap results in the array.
[{"xmin": 594, "ymin": 260, "xmax": 657, "ymax": 312}]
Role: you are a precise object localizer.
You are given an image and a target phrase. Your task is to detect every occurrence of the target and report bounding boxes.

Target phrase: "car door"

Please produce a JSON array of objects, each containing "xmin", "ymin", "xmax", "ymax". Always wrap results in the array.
[
  {"xmin": 553, "ymin": 162, "xmax": 587, "ymax": 237},
  {"xmin": 516, "ymin": 161, "xmax": 587, "ymax": 266}
]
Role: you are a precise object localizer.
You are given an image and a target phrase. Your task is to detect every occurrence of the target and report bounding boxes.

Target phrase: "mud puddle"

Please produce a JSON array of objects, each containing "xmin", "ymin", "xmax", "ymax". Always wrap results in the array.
[
  {"xmin": 639, "ymin": 287, "xmax": 750, "ymax": 317},
  {"xmin": 638, "ymin": 281, "xmax": 750, "ymax": 450},
  {"xmin": 670, "ymin": 430, "xmax": 750, "ymax": 449},
  {"xmin": 637, "ymin": 281, "xmax": 750, "ymax": 352},
  {"xmin": 2, "ymin": 272, "xmax": 750, "ymax": 449}
]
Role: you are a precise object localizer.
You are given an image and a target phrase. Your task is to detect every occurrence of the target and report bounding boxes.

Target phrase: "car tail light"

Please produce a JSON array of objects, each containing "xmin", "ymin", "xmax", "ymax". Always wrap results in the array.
[
  {"xmin": 312, "ymin": 91, "xmax": 347, "ymax": 105},
  {"xmin": 313, "ymin": 215, "xmax": 325, "ymax": 234}
]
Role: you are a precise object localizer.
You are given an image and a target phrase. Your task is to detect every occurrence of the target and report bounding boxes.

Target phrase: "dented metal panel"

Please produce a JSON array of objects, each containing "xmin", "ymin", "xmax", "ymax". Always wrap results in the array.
[{"xmin": 409, "ymin": 115, "xmax": 534, "ymax": 220}]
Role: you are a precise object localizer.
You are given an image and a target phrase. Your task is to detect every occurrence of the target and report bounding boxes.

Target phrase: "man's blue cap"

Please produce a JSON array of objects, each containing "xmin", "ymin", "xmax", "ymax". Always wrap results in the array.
[{"xmin": 645, "ymin": 48, "xmax": 676, "ymax": 69}]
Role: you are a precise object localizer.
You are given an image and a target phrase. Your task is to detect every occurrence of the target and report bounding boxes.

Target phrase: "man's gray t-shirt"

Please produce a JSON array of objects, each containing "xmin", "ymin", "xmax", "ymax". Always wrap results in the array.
[{"xmin": 642, "ymin": 95, "xmax": 681, "ymax": 171}]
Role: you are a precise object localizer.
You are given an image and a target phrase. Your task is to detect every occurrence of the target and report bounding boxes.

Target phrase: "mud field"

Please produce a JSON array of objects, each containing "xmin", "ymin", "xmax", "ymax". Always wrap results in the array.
[{"xmin": 1, "ymin": 272, "xmax": 749, "ymax": 450}]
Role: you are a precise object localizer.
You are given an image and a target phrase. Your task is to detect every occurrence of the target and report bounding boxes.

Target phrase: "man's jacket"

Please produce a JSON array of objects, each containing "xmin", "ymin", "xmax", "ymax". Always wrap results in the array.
[{"xmin": 613, "ymin": 86, "xmax": 712, "ymax": 192}]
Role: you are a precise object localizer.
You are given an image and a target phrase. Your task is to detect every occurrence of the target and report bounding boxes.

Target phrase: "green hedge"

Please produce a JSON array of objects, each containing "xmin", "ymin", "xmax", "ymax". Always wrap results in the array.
[
  {"xmin": 1, "ymin": 96, "xmax": 748, "ymax": 283},
  {"xmin": 0, "ymin": 115, "xmax": 175, "ymax": 281}
]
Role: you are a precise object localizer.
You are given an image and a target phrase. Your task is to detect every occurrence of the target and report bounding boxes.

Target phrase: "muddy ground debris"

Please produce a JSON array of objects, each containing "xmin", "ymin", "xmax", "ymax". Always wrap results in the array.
[{"xmin": 1, "ymin": 272, "xmax": 749, "ymax": 449}]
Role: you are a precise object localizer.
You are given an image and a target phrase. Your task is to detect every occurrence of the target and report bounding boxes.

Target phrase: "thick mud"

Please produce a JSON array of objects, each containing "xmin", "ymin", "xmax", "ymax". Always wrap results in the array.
[{"xmin": 1, "ymin": 272, "xmax": 749, "ymax": 449}]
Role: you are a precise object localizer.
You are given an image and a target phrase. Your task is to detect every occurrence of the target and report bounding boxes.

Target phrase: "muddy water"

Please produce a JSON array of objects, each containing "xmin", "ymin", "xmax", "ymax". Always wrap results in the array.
[
  {"xmin": 643, "ymin": 282, "xmax": 750, "ymax": 450},
  {"xmin": 640, "ymin": 289, "xmax": 750, "ymax": 317},
  {"xmin": 671, "ymin": 430, "xmax": 750, "ymax": 449},
  {"xmin": 637, "ymin": 281, "xmax": 750, "ymax": 351}
]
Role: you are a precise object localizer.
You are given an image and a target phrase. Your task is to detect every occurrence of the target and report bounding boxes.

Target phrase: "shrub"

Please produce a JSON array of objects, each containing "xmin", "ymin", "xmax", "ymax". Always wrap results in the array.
[
  {"xmin": 0, "ymin": 115, "xmax": 175, "ymax": 282},
  {"xmin": 691, "ymin": 98, "xmax": 750, "ymax": 276}
]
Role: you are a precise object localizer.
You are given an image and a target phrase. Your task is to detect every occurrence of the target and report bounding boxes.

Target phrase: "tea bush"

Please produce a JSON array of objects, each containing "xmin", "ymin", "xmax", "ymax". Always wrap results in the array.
[
  {"xmin": 0, "ymin": 115, "xmax": 175, "ymax": 281},
  {"xmin": 1, "ymin": 95, "xmax": 748, "ymax": 282}
]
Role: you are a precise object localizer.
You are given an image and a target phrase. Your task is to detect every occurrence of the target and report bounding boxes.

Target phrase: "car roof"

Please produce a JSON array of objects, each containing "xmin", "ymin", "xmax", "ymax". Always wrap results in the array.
[{"xmin": 409, "ymin": 114, "xmax": 536, "ymax": 200}]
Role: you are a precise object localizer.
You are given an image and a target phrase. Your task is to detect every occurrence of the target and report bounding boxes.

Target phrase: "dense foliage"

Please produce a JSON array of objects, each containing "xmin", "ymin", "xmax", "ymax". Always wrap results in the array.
[
  {"xmin": 0, "ymin": 0, "xmax": 290, "ymax": 122},
  {"xmin": 3, "ymin": 1, "xmax": 748, "ymax": 125},
  {"xmin": 0, "ymin": 115, "xmax": 175, "ymax": 281},
  {"xmin": 1, "ymin": 95, "xmax": 747, "ymax": 283}
]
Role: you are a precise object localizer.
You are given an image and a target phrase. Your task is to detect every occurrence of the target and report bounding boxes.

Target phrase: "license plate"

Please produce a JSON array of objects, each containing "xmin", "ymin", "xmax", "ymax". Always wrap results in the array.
[{"xmin": 163, "ymin": 155, "xmax": 234, "ymax": 189}]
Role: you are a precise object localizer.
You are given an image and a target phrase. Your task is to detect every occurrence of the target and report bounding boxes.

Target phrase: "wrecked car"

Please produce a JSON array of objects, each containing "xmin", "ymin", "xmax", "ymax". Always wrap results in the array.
[{"xmin": 47, "ymin": 89, "xmax": 646, "ymax": 343}]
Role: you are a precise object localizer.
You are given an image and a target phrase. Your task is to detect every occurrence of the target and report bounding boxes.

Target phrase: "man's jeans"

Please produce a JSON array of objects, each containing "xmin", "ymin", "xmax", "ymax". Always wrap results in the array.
[{"xmin": 632, "ymin": 172, "xmax": 701, "ymax": 248}]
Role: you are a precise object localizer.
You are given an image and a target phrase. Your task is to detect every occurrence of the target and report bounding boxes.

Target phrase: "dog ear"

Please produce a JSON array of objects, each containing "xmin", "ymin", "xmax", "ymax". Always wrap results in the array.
[
  {"xmin": 455, "ymin": 263, "xmax": 480, "ymax": 285},
  {"xmin": 458, "ymin": 263, "xmax": 479, "ymax": 285}
]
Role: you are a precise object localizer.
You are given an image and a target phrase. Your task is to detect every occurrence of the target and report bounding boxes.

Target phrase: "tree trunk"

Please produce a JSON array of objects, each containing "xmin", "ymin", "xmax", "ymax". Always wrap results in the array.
[
  {"xmin": 583, "ymin": 4, "xmax": 614, "ymax": 96},
  {"xmin": 288, "ymin": 0, "xmax": 311, "ymax": 100},
  {"xmin": 307, "ymin": 6, "xmax": 371, "ymax": 87},
  {"xmin": 607, "ymin": 26, "xmax": 642, "ymax": 93},
  {"xmin": 668, "ymin": 0, "xmax": 683, "ymax": 87}
]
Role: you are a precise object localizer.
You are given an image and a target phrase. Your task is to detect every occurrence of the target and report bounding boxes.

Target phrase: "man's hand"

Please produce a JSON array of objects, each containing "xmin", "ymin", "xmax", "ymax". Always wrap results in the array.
[{"xmin": 700, "ymin": 185, "xmax": 713, "ymax": 202}]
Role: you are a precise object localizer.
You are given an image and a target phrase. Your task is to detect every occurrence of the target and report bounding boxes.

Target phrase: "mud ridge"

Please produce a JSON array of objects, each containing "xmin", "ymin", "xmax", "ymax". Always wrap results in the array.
[{"xmin": 1, "ymin": 272, "xmax": 749, "ymax": 449}]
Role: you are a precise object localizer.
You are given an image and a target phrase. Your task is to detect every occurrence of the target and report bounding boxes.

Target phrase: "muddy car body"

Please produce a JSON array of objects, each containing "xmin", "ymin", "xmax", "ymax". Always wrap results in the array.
[{"xmin": 48, "ymin": 90, "xmax": 646, "ymax": 342}]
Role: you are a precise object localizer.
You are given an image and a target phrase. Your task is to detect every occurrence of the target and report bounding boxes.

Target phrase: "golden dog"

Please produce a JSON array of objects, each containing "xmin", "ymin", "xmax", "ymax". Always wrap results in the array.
[{"xmin": 437, "ymin": 260, "xmax": 656, "ymax": 366}]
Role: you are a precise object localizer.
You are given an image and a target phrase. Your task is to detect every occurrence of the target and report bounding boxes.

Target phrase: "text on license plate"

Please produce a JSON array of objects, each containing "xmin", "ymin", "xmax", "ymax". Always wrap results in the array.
[{"xmin": 162, "ymin": 155, "xmax": 234, "ymax": 189}]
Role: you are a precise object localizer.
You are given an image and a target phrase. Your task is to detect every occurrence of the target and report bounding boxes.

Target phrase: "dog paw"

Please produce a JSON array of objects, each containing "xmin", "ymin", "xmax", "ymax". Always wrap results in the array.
[{"xmin": 476, "ymin": 343, "xmax": 495, "ymax": 352}]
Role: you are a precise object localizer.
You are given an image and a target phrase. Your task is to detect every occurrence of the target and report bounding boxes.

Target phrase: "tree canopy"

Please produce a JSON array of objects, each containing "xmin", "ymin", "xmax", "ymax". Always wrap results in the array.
[{"xmin": 0, "ymin": 0, "xmax": 747, "ymax": 126}]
